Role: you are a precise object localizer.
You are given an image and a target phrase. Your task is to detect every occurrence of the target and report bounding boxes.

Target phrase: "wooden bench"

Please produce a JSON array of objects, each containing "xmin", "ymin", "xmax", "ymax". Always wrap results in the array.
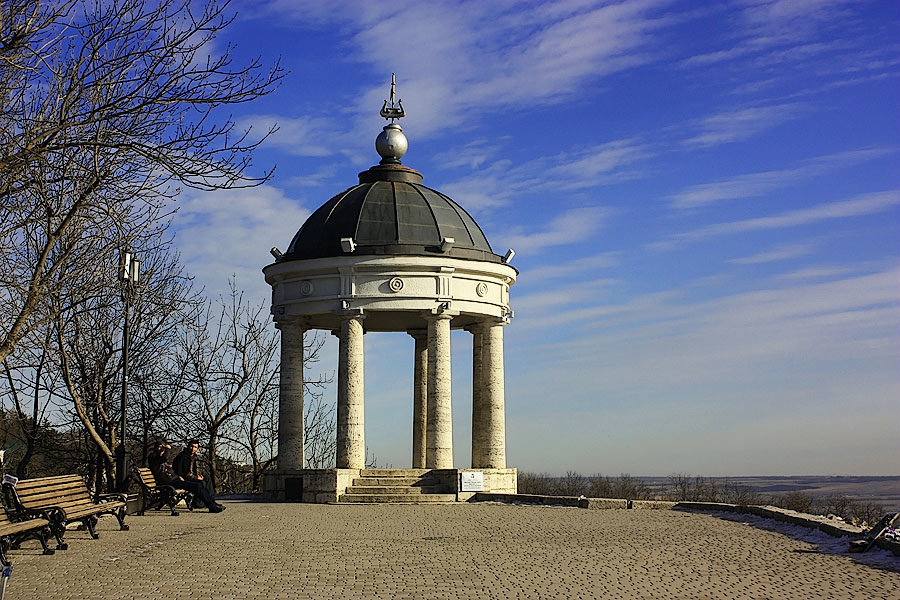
[
  {"xmin": 0, "ymin": 507, "xmax": 54, "ymax": 566},
  {"xmin": 134, "ymin": 467, "xmax": 193, "ymax": 516},
  {"xmin": 2, "ymin": 474, "xmax": 128, "ymax": 550}
]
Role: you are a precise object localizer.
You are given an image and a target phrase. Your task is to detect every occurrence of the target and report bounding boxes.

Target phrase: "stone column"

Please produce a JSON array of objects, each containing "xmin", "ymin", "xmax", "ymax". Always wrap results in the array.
[
  {"xmin": 479, "ymin": 321, "xmax": 507, "ymax": 468},
  {"xmin": 409, "ymin": 330, "xmax": 428, "ymax": 469},
  {"xmin": 278, "ymin": 320, "xmax": 306, "ymax": 470},
  {"xmin": 336, "ymin": 312, "xmax": 366, "ymax": 469},
  {"xmin": 468, "ymin": 323, "xmax": 486, "ymax": 468},
  {"xmin": 425, "ymin": 312, "xmax": 453, "ymax": 469}
]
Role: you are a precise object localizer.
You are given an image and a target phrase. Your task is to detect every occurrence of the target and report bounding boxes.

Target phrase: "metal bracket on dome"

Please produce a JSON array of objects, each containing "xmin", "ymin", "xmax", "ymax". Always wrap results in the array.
[{"xmin": 380, "ymin": 73, "xmax": 405, "ymax": 121}]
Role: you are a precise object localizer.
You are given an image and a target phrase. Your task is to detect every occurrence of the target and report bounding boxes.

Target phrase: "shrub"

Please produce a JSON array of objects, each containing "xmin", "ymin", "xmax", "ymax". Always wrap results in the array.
[
  {"xmin": 587, "ymin": 474, "xmax": 612, "ymax": 498},
  {"xmin": 821, "ymin": 494, "xmax": 854, "ymax": 519},
  {"xmin": 610, "ymin": 473, "xmax": 652, "ymax": 500},
  {"xmin": 850, "ymin": 502, "xmax": 885, "ymax": 528},
  {"xmin": 779, "ymin": 491, "xmax": 814, "ymax": 514},
  {"xmin": 556, "ymin": 470, "xmax": 588, "ymax": 496},
  {"xmin": 517, "ymin": 472, "xmax": 556, "ymax": 495},
  {"xmin": 720, "ymin": 481, "xmax": 761, "ymax": 505}
]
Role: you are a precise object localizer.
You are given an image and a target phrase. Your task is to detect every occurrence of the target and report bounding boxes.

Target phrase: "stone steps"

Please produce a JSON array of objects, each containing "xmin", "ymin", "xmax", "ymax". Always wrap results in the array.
[
  {"xmin": 351, "ymin": 477, "xmax": 430, "ymax": 486},
  {"xmin": 338, "ymin": 468, "xmax": 453, "ymax": 504},
  {"xmin": 339, "ymin": 493, "xmax": 457, "ymax": 504},
  {"xmin": 345, "ymin": 485, "xmax": 447, "ymax": 495},
  {"xmin": 359, "ymin": 468, "xmax": 430, "ymax": 477}
]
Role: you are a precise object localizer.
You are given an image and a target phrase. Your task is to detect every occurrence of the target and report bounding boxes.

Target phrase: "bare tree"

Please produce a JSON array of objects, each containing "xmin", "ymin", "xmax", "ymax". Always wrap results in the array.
[
  {"xmin": 303, "ymin": 392, "xmax": 336, "ymax": 470},
  {"xmin": 0, "ymin": 0, "xmax": 282, "ymax": 365},
  {"xmin": 301, "ymin": 333, "xmax": 335, "ymax": 469},
  {"xmin": 178, "ymin": 283, "xmax": 279, "ymax": 492},
  {"xmin": 0, "ymin": 325, "xmax": 59, "ymax": 477},
  {"xmin": 50, "ymin": 238, "xmax": 199, "ymax": 491},
  {"xmin": 214, "ymin": 328, "xmax": 334, "ymax": 492}
]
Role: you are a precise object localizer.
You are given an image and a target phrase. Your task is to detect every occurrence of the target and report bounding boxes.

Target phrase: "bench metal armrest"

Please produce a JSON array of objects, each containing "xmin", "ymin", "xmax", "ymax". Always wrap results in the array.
[
  {"xmin": 33, "ymin": 505, "xmax": 67, "ymax": 522},
  {"xmin": 97, "ymin": 493, "xmax": 127, "ymax": 504},
  {"xmin": 6, "ymin": 507, "xmax": 50, "ymax": 523}
]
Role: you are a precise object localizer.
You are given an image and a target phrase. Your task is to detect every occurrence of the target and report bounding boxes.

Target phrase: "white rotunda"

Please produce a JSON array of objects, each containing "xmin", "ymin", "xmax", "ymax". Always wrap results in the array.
[{"xmin": 263, "ymin": 79, "xmax": 518, "ymax": 502}]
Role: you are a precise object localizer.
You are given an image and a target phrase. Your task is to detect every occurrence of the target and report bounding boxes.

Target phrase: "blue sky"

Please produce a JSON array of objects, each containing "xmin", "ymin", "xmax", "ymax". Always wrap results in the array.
[{"xmin": 172, "ymin": 0, "xmax": 899, "ymax": 476}]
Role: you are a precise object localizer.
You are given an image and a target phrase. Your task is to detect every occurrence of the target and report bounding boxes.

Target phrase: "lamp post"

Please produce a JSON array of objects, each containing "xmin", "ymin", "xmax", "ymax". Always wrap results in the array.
[{"xmin": 115, "ymin": 250, "xmax": 140, "ymax": 493}]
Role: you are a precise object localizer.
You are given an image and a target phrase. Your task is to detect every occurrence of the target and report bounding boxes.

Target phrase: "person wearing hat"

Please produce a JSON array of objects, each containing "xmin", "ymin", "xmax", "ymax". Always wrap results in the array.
[{"xmin": 147, "ymin": 439, "xmax": 172, "ymax": 485}]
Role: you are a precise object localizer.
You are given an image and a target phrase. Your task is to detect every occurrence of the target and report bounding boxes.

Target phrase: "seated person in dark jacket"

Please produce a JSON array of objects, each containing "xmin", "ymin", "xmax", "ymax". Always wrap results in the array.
[
  {"xmin": 148, "ymin": 439, "xmax": 224, "ymax": 513},
  {"xmin": 173, "ymin": 439, "xmax": 216, "ymax": 509}
]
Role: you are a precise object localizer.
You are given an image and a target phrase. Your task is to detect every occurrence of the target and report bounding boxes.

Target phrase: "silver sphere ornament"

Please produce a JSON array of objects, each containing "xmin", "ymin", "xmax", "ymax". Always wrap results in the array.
[{"xmin": 376, "ymin": 123, "xmax": 408, "ymax": 164}]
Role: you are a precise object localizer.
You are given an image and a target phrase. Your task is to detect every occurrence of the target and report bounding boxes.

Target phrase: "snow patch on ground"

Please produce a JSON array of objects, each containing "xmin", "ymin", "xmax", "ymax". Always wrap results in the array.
[{"xmin": 710, "ymin": 510, "xmax": 900, "ymax": 572}]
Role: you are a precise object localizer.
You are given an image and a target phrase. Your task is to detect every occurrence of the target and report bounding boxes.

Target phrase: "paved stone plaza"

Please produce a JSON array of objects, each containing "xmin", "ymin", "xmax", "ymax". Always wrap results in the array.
[{"xmin": 4, "ymin": 501, "xmax": 898, "ymax": 599}]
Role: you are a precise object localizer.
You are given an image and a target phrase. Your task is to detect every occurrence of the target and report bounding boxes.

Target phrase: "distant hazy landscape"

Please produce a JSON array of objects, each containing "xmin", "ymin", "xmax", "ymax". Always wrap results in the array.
[{"xmin": 639, "ymin": 475, "xmax": 900, "ymax": 512}]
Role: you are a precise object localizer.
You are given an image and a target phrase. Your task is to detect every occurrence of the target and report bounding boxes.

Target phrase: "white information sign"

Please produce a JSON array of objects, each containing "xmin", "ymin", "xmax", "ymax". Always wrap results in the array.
[{"xmin": 460, "ymin": 471, "xmax": 484, "ymax": 492}]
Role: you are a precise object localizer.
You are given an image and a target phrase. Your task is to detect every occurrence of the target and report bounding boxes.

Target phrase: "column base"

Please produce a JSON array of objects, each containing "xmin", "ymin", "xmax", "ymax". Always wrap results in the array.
[
  {"xmin": 262, "ymin": 468, "xmax": 360, "ymax": 503},
  {"xmin": 262, "ymin": 467, "xmax": 517, "ymax": 503}
]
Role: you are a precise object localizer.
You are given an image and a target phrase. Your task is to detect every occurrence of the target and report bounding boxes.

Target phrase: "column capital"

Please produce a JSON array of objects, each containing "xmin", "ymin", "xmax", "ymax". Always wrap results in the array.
[
  {"xmin": 408, "ymin": 328, "xmax": 428, "ymax": 340},
  {"xmin": 466, "ymin": 318, "xmax": 507, "ymax": 334},
  {"xmin": 336, "ymin": 308, "xmax": 366, "ymax": 320},
  {"xmin": 423, "ymin": 310, "xmax": 456, "ymax": 322},
  {"xmin": 275, "ymin": 317, "xmax": 310, "ymax": 331}
]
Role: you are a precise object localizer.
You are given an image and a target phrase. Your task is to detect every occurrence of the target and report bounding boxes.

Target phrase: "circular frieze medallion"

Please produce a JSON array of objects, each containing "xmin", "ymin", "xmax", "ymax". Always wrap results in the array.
[
  {"xmin": 300, "ymin": 280, "xmax": 314, "ymax": 296},
  {"xmin": 476, "ymin": 282, "xmax": 488, "ymax": 297},
  {"xmin": 389, "ymin": 277, "xmax": 404, "ymax": 293}
]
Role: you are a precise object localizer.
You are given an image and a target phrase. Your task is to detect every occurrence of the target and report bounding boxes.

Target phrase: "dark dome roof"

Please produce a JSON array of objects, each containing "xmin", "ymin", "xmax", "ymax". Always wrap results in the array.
[{"xmin": 283, "ymin": 164, "xmax": 500, "ymax": 263}]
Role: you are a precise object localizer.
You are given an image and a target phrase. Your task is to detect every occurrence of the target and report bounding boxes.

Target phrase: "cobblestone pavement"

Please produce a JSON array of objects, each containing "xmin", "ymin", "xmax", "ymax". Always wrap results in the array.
[{"xmin": 3, "ymin": 501, "xmax": 898, "ymax": 599}]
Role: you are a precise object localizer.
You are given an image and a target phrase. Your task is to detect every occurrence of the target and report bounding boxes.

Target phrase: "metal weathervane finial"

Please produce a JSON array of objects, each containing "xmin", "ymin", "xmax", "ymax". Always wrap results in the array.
[
  {"xmin": 375, "ymin": 73, "xmax": 408, "ymax": 164},
  {"xmin": 380, "ymin": 73, "xmax": 405, "ymax": 121}
]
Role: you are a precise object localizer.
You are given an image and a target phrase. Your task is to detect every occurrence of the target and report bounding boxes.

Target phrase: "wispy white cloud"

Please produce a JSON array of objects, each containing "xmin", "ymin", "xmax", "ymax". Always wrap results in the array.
[
  {"xmin": 431, "ymin": 138, "xmax": 506, "ymax": 170},
  {"xmin": 682, "ymin": 103, "xmax": 805, "ymax": 147},
  {"xmin": 680, "ymin": 0, "xmax": 855, "ymax": 68},
  {"xmin": 437, "ymin": 137, "xmax": 651, "ymax": 215},
  {"xmin": 255, "ymin": 0, "xmax": 682, "ymax": 138},
  {"xmin": 436, "ymin": 162, "xmax": 530, "ymax": 213},
  {"xmin": 238, "ymin": 115, "xmax": 340, "ymax": 157},
  {"xmin": 738, "ymin": 0, "xmax": 854, "ymax": 37},
  {"xmin": 650, "ymin": 190, "xmax": 900, "ymax": 250},
  {"xmin": 284, "ymin": 164, "xmax": 341, "ymax": 188},
  {"xmin": 513, "ymin": 277, "xmax": 619, "ymax": 316},
  {"xmin": 668, "ymin": 148, "xmax": 892, "ymax": 209},
  {"xmin": 497, "ymin": 206, "xmax": 612, "ymax": 255},
  {"xmin": 546, "ymin": 139, "xmax": 654, "ymax": 188},
  {"xmin": 687, "ymin": 190, "xmax": 900, "ymax": 237},
  {"xmin": 776, "ymin": 265, "xmax": 855, "ymax": 280},
  {"xmin": 511, "ymin": 265, "xmax": 900, "ymax": 400},
  {"xmin": 523, "ymin": 253, "xmax": 621, "ymax": 283},
  {"xmin": 171, "ymin": 185, "xmax": 311, "ymax": 301},
  {"xmin": 728, "ymin": 242, "xmax": 815, "ymax": 264}
]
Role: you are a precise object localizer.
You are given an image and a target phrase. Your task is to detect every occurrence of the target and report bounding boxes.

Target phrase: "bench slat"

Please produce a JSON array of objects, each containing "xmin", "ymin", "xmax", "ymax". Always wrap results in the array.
[
  {"xmin": 18, "ymin": 485, "xmax": 91, "ymax": 497},
  {"xmin": 0, "ymin": 518, "xmax": 50, "ymax": 535},
  {"xmin": 15, "ymin": 480, "xmax": 86, "ymax": 494},
  {"xmin": 14, "ymin": 476, "xmax": 85, "ymax": 490},
  {"xmin": 15, "ymin": 486, "xmax": 89, "ymax": 500},
  {"xmin": 17, "ymin": 491, "xmax": 93, "ymax": 506}
]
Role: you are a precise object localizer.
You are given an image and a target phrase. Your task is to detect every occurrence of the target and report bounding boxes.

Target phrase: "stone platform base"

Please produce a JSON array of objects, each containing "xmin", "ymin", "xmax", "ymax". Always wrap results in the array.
[{"xmin": 263, "ymin": 467, "xmax": 517, "ymax": 503}]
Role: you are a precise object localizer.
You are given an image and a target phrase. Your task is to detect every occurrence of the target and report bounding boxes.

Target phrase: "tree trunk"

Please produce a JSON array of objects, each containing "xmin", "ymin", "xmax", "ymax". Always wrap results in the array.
[{"xmin": 207, "ymin": 430, "xmax": 219, "ymax": 494}]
